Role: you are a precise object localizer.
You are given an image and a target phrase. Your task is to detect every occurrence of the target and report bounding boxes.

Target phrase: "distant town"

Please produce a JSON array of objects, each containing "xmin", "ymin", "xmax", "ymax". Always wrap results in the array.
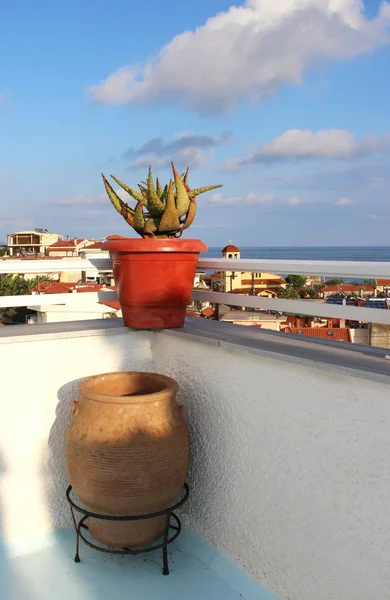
[{"xmin": 1, "ymin": 229, "xmax": 390, "ymax": 349}]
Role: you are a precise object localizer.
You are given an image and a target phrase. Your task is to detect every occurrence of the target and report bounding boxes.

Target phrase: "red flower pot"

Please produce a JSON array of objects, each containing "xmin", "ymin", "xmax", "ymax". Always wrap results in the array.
[{"xmin": 102, "ymin": 237, "xmax": 207, "ymax": 329}]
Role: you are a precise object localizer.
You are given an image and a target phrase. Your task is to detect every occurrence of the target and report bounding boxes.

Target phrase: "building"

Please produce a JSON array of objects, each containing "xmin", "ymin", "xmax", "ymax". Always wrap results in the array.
[
  {"xmin": 7, "ymin": 229, "xmax": 63, "ymax": 256},
  {"xmin": 375, "ymin": 279, "xmax": 390, "ymax": 295},
  {"xmin": 27, "ymin": 281, "xmax": 120, "ymax": 323},
  {"xmin": 204, "ymin": 244, "xmax": 286, "ymax": 297},
  {"xmin": 47, "ymin": 238, "xmax": 94, "ymax": 258},
  {"xmin": 79, "ymin": 241, "xmax": 113, "ymax": 285},
  {"xmin": 221, "ymin": 310, "xmax": 287, "ymax": 330},
  {"xmin": 321, "ymin": 284, "xmax": 374, "ymax": 298}
]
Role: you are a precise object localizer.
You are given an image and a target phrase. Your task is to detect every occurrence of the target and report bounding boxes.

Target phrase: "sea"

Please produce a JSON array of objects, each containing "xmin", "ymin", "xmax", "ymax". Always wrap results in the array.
[{"xmin": 202, "ymin": 247, "xmax": 390, "ymax": 262}]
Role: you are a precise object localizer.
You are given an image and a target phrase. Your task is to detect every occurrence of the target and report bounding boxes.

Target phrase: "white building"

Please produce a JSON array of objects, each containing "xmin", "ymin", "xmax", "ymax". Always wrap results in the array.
[
  {"xmin": 79, "ymin": 242, "xmax": 113, "ymax": 284},
  {"xmin": 27, "ymin": 281, "xmax": 120, "ymax": 323},
  {"xmin": 7, "ymin": 229, "xmax": 63, "ymax": 256},
  {"xmin": 47, "ymin": 238, "xmax": 95, "ymax": 257}
]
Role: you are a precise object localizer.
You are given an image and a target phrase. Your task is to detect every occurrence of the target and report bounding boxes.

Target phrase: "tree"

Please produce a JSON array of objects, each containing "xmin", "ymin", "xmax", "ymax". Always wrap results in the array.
[
  {"xmin": 0, "ymin": 274, "xmax": 53, "ymax": 323},
  {"xmin": 285, "ymin": 275, "xmax": 307, "ymax": 290},
  {"xmin": 277, "ymin": 284, "xmax": 300, "ymax": 299},
  {"xmin": 325, "ymin": 279, "xmax": 344, "ymax": 285}
]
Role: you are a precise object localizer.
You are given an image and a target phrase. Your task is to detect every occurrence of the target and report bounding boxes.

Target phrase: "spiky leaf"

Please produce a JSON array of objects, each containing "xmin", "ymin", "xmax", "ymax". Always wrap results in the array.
[
  {"xmin": 146, "ymin": 166, "xmax": 165, "ymax": 217},
  {"xmin": 102, "ymin": 174, "xmax": 127, "ymax": 214},
  {"xmin": 191, "ymin": 184, "xmax": 223, "ymax": 197},
  {"xmin": 171, "ymin": 162, "xmax": 190, "ymax": 218},
  {"xmin": 110, "ymin": 175, "xmax": 142, "ymax": 203},
  {"xmin": 156, "ymin": 178, "xmax": 163, "ymax": 198},
  {"xmin": 183, "ymin": 167, "xmax": 190, "ymax": 186},
  {"xmin": 180, "ymin": 198, "xmax": 197, "ymax": 232},
  {"xmin": 159, "ymin": 180, "xmax": 181, "ymax": 233},
  {"xmin": 134, "ymin": 198, "xmax": 146, "ymax": 235}
]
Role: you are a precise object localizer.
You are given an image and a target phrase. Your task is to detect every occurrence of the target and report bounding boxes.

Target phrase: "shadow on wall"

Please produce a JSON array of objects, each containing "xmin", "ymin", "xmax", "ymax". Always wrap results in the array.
[{"xmin": 42, "ymin": 330, "xmax": 155, "ymax": 534}]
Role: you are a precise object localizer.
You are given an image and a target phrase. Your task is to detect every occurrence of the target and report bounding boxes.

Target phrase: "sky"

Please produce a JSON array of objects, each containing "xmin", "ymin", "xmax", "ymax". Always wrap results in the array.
[{"xmin": 1, "ymin": 0, "xmax": 390, "ymax": 247}]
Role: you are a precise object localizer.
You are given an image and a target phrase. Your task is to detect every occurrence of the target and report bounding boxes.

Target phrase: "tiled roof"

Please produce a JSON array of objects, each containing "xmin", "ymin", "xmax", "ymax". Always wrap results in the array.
[
  {"xmin": 322, "ymin": 285, "xmax": 374, "ymax": 293},
  {"xmin": 376, "ymin": 279, "xmax": 390, "ymax": 286},
  {"xmin": 284, "ymin": 328, "xmax": 350, "ymax": 342},
  {"xmin": 186, "ymin": 310, "xmax": 202, "ymax": 318},
  {"xmin": 241, "ymin": 278, "xmax": 285, "ymax": 285},
  {"xmin": 47, "ymin": 238, "xmax": 87, "ymax": 250},
  {"xmin": 48, "ymin": 240, "xmax": 76, "ymax": 249},
  {"xmin": 84, "ymin": 242, "xmax": 103, "ymax": 250},
  {"xmin": 229, "ymin": 287, "xmax": 278, "ymax": 295},
  {"xmin": 32, "ymin": 282, "xmax": 111, "ymax": 294},
  {"xmin": 98, "ymin": 300, "xmax": 121, "ymax": 310},
  {"xmin": 222, "ymin": 244, "xmax": 240, "ymax": 253},
  {"xmin": 201, "ymin": 307, "xmax": 215, "ymax": 318}
]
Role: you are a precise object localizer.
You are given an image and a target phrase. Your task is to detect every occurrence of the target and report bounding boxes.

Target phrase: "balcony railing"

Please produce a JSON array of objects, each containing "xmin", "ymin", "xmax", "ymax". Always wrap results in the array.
[{"xmin": 1, "ymin": 256, "xmax": 390, "ymax": 324}]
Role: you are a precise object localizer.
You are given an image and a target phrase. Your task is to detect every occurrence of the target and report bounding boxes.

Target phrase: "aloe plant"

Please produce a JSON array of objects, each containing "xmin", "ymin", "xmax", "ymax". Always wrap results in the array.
[{"xmin": 102, "ymin": 163, "xmax": 222, "ymax": 238}]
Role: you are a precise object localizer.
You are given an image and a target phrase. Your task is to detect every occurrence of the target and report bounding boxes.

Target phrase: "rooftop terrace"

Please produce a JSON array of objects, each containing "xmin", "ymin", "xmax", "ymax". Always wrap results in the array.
[{"xmin": 2, "ymin": 256, "xmax": 390, "ymax": 600}]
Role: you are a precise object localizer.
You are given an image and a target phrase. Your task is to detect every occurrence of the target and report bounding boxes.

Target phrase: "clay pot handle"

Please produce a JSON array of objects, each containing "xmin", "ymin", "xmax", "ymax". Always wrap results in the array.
[{"xmin": 71, "ymin": 400, "xmax": 79, "ymax": 417}]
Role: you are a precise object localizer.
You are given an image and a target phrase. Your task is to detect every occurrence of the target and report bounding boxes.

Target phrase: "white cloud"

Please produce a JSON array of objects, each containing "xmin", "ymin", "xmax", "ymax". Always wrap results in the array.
[
  {"xmin": 366, "ymin": 213, "xmax": 383, "ymax": 220},
  {"xmin": 222, "ymin": 129, "xmax": 390, "ymax": 169},
  {"xmin": 0, "ymin": 217, "xmax": 34, "ymax": 229},
  {"xmin": 287, "ymin": 196, "xmax": 305, "ymax": 206},
  {"xmin": 89, "ymin": 0, "xmax": 390, "ymax": 114},
  {"xmin": 125, "ymin": 131, "xmax": 231, "ymax": 169},
  {"xmin": 128, "ymin": 146, "xmax": 210, "ymax": 170},
  {"xmin": 334, "ymin": 197, "xmax": 355, "ymax": 206},
  {"xmin": 53, "ymin": 193, "xmax": 107, "ymax": 206},
  {"xmin": 208, "ymin": 192, "xmax": 274, "ymax": 206}
]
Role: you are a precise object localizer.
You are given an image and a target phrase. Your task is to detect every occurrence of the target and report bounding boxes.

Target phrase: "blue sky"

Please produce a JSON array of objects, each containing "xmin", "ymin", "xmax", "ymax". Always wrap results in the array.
[{"xmin": 1, "ymin": 0, "xmax": 390, "ymax": 246}]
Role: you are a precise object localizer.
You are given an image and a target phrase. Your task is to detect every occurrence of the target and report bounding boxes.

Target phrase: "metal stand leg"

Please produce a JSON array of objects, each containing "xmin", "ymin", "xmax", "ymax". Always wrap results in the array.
[
  {"xmin": 70, "ymin": 506, "xmax": 81, "ymax": 563},
  {"xmin": 162, "ymin": 513, "xmax": 171, "ymax": 576},
  {"xmin": 66, "ymin": 484, "xmax": 189, "ymax": 574}
]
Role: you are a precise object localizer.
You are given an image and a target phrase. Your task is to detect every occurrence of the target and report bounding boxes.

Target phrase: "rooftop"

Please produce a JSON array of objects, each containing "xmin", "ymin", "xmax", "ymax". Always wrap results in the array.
[
  {"xmin": 83, "ymin": 242, "xmax": 104, "ymax": 250},
  {"xmin": 48, "ymin": 239, "xmax": 86, "ymax": 249},
  {"xmin": 1, "ymin": 529, "xmax": 271, "ymax": 600},
  {"xmin": 2, "ymin": 256, "xmax": 390, "ymax": 600}
]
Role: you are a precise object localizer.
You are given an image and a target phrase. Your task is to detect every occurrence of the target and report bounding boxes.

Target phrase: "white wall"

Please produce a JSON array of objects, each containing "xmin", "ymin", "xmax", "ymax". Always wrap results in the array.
[
  {"xmin": 349, "ymin": 328, "xmax": 370, "ymax": 345},
  {"xmin": 2, "ymin": 324, "xmax": 390, "ymax": 600},
  {"xmin": 151, "ymin": 332, "xmax": 390, "ymax": 600},
  {"xmin": 0, "ymin": 327, "xmax": 152, "ymax": 553}
]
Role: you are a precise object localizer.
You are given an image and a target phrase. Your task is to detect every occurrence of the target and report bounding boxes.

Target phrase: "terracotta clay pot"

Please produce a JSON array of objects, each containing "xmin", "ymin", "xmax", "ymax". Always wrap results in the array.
[
  {"xmin": 102, "ymin": 237, "xmax": 207, "ymax": 329},
  {"xmin": 65, "ymin": 371, "xmax": 189, "ymax": 548}
]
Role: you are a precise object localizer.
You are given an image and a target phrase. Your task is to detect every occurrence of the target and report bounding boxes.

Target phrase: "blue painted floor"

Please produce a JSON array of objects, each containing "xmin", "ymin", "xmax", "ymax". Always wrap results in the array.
[{"xmin": 0, "ymin": 530, "xmax": 278, "ymax": 600}]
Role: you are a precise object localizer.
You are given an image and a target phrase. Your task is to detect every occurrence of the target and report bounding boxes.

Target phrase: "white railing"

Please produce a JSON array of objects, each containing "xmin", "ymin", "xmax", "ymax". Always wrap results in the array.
[{"xmin": 1, "ymin": 257, "xmax": 390, "ymax": 325}]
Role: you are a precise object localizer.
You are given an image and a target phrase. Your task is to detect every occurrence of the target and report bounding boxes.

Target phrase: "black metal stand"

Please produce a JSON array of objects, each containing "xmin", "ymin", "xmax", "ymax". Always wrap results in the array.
[{"xmin": 66, "ymin": 483, "xmax": 189, "ymax": 575}]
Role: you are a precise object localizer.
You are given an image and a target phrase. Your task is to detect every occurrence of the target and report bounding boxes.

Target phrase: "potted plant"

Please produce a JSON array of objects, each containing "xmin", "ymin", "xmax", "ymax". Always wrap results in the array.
[{"xmin": 102, "ymin": 162, "xmax": 222, "ymax": 329}]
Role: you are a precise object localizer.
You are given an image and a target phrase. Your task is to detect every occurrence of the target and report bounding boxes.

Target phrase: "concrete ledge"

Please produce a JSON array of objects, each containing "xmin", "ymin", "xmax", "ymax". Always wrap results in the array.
[
  {"xmin": 159, "ymin": 318, "xmax": 390, "ymax": 384},
  {"xmin": 1, "ymin": 316, "xmax": 390, "ymax": 384}
]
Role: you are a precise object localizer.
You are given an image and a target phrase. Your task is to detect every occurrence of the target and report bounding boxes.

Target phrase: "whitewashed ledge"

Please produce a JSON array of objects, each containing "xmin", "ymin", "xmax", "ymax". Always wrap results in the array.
[{"xmin": 1, "ymin": 317, "xmax": 390, "ymax": 385}]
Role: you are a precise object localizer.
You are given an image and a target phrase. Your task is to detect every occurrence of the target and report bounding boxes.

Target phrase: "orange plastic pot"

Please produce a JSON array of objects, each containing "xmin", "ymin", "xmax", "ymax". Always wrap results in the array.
[{"xmin": 102, "ymin": 237, "xmax": 207, "ymax": 329}]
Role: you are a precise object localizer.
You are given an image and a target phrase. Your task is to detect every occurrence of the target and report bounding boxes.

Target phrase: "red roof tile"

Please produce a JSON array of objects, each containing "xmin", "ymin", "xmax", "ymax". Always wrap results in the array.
[
  {"xmin": 241, "ymin": 278, "xmax": 285, "ymax": 285},
  {"xmin": 47, "ymin": 238, "xmax": 88, "ymax": 250},
  {"xmin": 99, "ymin": 300, "xmax": 121, "ymax": 310},
  {"xmin": 284, "ymin": 328, "xmax": 350, "ymax": 342},
  {"xmin": 32, "ymin": 282, "xmax": 112, "ymax": 294},
  {"xmin": 186, "ymin": 310, "xmax": 202, "ymax": 318},
  {"xmin": 84, "ymin": 242, "xmax": 103, "ymax": 250},
  {"xmin": 201, "ymin": 307, "xmax": 215, "ymax": 318},
  {"xmin": 322, "ymin": 285, "xmax": 374, "ymax": 293},
  {"xmin": 222, "ymin": 244, "xmax": 240, "ymax": 253},
  {"xmin": 48, "ymin": 240, "xmax": 76, "ymax": 249},
  {"xmin": 376, "ymin": 279, "xmax": 390, "ymax": 286}
]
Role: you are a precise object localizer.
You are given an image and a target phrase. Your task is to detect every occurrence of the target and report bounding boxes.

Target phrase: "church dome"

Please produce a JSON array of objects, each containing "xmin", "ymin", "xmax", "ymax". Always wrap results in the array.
[{"xmin": 222, "ymin": 244, "xmax": 240, "ymax": 253}]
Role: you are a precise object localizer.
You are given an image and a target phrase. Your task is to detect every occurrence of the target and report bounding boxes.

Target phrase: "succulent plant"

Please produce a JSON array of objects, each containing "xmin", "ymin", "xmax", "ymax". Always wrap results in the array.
[{"xmin": 102, "ymin": 163, "xmax": 222, "ymax": 238}]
